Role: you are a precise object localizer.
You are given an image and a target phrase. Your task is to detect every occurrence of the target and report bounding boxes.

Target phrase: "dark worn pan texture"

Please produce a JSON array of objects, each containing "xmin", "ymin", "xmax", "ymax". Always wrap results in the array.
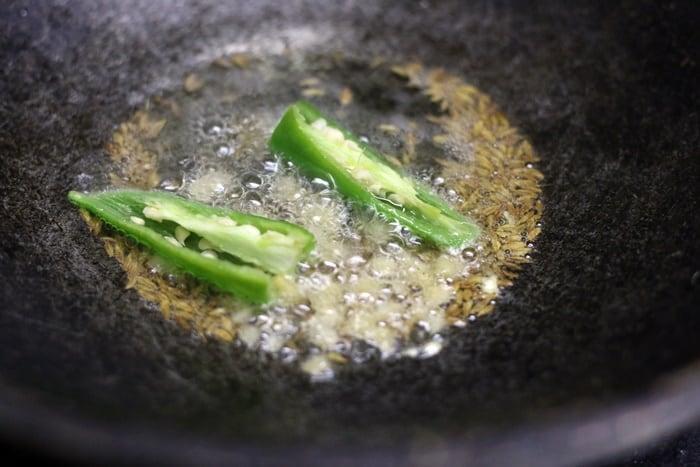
[{"xmin": 1, "ymin": 0, "xmax": 699, "ymax": 465}]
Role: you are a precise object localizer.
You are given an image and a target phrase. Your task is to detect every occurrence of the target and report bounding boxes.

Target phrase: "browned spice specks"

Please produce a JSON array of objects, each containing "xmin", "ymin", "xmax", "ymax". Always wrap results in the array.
[
  {"xmin": 230, "ymin": 53, "xmax": 255, "ymax": 69},
  {"xmin": 339, "ymin": 87, "xmax": 353, "ymax": 106},
  {"xmin": 394, "ymin": 62, "xmax": 543, "ymax": 320},
  {"xmin": 105, "ymin": 110, "xmax": 164, "ymax": 190},
  {"xmin": 184, "ymin": 73, "xmax": 204, "ymax": 93}
]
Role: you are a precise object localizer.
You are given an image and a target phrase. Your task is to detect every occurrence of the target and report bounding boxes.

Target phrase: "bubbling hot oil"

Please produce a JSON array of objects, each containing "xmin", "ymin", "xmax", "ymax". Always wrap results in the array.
[
  {"xmin": 99, "ymin": 53, "xmax": 542, "ymax": 380},
  {"xmin": 178, "ymin": 112, "xmax": 469, "ymax": 380}
]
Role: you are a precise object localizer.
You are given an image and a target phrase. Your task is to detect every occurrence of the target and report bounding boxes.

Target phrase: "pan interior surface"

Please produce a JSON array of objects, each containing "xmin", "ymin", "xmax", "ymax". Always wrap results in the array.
[{"xmin": 1, "ymin": 0, "xmax": 699, "ymax": 464}]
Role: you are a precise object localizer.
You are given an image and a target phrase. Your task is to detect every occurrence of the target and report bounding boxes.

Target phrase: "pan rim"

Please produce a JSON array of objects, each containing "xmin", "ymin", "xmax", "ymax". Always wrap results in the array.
[{"xmin": 1, "ymin": 360, "xmax": 699, "ymax": 466}]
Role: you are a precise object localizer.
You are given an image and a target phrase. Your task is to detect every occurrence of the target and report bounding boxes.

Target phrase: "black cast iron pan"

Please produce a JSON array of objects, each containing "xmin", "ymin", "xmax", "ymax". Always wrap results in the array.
[{"xmin": 1, "ymin": 0, "xmax": 699, "ymax": 465}]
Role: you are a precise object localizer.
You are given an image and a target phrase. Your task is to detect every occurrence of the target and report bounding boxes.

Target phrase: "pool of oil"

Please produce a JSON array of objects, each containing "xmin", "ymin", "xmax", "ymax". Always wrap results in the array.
[{"xmin": 87, "ymin": 49, "xmax": 542, "ymax": 380}]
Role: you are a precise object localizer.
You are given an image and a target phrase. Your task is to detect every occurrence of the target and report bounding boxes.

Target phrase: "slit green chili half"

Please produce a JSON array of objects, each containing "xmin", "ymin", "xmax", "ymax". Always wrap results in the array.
[
  {"xmin": 68, "ymin": 189, "xmax": 315, "ymax": 304},
  {"xmin": 269, "ymin": 100, "xmax": 479, "ymax": 251}
]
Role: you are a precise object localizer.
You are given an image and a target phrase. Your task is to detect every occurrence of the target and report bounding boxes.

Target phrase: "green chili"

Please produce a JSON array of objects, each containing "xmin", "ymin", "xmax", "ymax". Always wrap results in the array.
[
  {"xmin": 68, "ymin": 189, "xmax": 315, "ymax": 303},
  {"xmin": 269, "ymin": 101, "xmax": 479, "ymax": 251}
]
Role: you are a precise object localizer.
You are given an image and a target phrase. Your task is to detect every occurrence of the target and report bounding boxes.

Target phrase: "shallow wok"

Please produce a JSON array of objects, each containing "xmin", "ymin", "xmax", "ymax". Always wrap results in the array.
[{"xmin": 1, "ymin": 0, "xmax": 699, "ymax": 465}]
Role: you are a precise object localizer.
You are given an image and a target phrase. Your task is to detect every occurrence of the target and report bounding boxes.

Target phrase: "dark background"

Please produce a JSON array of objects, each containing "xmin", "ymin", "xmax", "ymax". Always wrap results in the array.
[{"xmin": 1, "ymin": 426, "xmax": 700, "ymax": 466}]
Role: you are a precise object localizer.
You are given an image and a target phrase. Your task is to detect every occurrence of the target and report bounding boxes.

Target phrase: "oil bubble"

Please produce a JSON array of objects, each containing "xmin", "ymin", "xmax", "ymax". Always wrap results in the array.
[
  {"xmin": 217, "ymin": 146, "xmax": 232, "ymax": 157},
  {"xmin": 279, "ymin": 346, "xmax": 298, "ymax": 363},
  {"xmin": 318, "ymin": 261, "xmax": 338, "ymax": 274},
  {"xmin": 178, "ymin": 158, "xmax": 195, "ymax": 169},
  {"xmin": 310, "ymin": 177, "xmax": 331, "ymax": 192},
  {"xmin": 203, "ymin": 121, "xmax": 223, "ymax": 136},
  {"xmin": 243, "ymin": 173, "xmax": 263, "ymax": 189},
  {"xmin": 159, "ymin": 178, "xmax": 181, "ymax": 191},
  {"xmin": 381, "ymin": 242, "xmax": 403, "ymax": 255},
  {"xmin": 243, "ymin": 191, "xmax": 262, "ymax": 206},
  {"xmin": 263, "ymin": 159, "xmax": 279, "ymax": 173},
  {"xmin": 462, "ymin": 247, "xmax": 477, "ymax": 260}
]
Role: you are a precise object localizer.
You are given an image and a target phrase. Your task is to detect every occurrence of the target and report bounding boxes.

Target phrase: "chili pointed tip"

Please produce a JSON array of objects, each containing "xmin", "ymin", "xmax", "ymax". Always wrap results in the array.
[{"xmin": 68, "ymin": 190, "xmax": 85, "ymax": 202}]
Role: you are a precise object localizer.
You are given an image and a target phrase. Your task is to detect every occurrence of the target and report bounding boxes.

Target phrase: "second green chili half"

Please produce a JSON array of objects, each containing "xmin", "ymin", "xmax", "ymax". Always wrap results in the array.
[{"xmin": 269, "ymin": 100, "xmax": 479, "ymax": 251}]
